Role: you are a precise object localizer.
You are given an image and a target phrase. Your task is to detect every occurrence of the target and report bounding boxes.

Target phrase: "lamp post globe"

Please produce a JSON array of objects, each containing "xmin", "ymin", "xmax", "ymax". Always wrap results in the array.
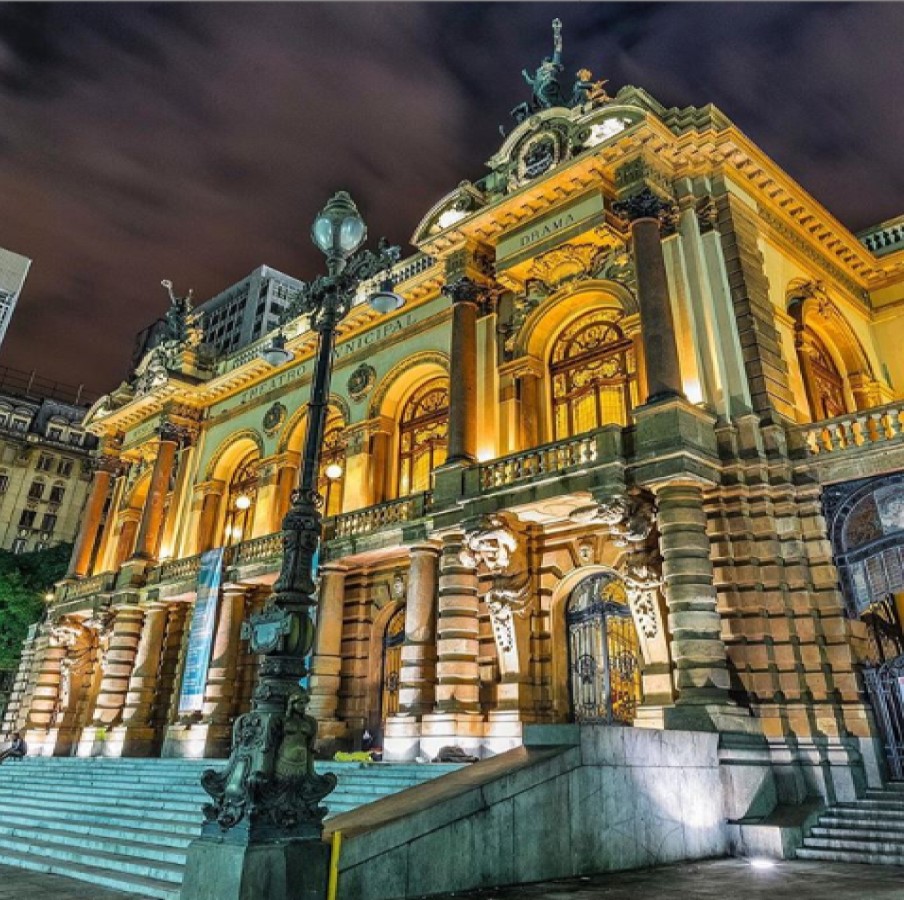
[{"xmin": 311, "ymin": 190, "xmax": 367, "ymax": 264}]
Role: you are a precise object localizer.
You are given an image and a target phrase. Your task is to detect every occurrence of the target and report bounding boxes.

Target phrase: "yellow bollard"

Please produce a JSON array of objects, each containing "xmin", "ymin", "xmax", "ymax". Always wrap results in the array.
[{"xmin": 327, "ymin": 829, "xmax": 342, "ymax": 900}]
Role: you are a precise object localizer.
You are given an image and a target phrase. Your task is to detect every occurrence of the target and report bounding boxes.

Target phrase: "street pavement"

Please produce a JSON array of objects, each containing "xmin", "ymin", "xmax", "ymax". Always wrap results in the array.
[{"xmin": 0, "ymin": 858, "xmax": 902, "ymax": 899}]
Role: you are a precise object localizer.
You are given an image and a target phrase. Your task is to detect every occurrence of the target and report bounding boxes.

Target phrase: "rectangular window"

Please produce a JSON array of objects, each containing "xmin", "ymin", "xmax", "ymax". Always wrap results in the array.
[
  {"xmin": 48, "ymin": 427, "xmax": 62, "ymax": 441},
  {"xmin": 0, "ymin": 474, "xmax": 8, "ymax": 493},
  {"xmin": 68, "ymin": 433, "xmax": 81, "ymax": 446},
  {"xmin": 42, "ymin": 513, "xmax": 57, "ymax": 532},
  {"xmin": 36, "ymin": 454, "xmax": 53, "ymax": 471},
  {"xmin": 11, "ymin": 537, "xmax": 27, "ymax": 554},
  {"xmin": 48, "ymin": 486, "xmax": 65, "ymax": 504},
  {"xmin": 57, "ymin": 459, "xmax": 73, "ymax": 477},
  {"xmin": 18, "ymin": 509, "xmax": 36, "ymax": 529},
  {"xmin": 27, "ymin": 481, "xmax": 44, "ymax": 500}
]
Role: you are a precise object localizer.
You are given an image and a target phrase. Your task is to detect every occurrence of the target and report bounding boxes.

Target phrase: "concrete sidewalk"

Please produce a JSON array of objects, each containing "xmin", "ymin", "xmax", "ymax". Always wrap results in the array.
[
  {"xmin": 0, "ymin": 858, "xmax": 902, "ymax": 899},
  {"xmin": 427, "ymin": 858, "xmax": 904, "ymax": 899}
]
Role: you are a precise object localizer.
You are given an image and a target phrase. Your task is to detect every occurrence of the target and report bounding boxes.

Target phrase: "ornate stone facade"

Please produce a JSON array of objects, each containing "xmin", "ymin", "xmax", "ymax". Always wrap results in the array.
[{"xmin": 7, "ymin": 46, "xmax": 904, "ymax": 817}]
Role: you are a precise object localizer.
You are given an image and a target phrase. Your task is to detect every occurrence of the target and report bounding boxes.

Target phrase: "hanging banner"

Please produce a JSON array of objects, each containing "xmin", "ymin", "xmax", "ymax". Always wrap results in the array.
[
  {"xmin": 299, "ymin": 544, "xmax": 320, "ymax": 691},
  {"xmin": 178, "ymin": 546, "xmax": 226, "ymax": 714}
]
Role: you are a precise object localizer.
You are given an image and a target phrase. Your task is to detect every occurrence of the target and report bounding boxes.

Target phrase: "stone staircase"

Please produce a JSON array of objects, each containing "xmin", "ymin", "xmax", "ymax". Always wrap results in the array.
[
  {"xmin": 0, "ymin": 756, "xmax": 462, "ymax": 899},
  {"xmin": 796, "ymin": 783, "xmax": 904, "ymax": 865}
]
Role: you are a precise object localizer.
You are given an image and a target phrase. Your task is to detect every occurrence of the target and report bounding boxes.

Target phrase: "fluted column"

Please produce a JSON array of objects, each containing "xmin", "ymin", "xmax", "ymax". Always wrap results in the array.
[
  {"xmin": 614, "ymin": 187, "xmax": 684, "ymax": 403},
  {"xmin": 308, "ymin": 565, "xmax": 348, "ymax": 729},
  {"xmin": 201, "ymin": 586, "xmax": 248, "ymax": 725},
  {"xmin": 114, "ymin": 509, "xmax": 141, "ymax": 567},
  {"xmin": 160, "ymin": 442, "xmax": 196, "ymax": 560},
  {"xmin": 443, "ymin": 277, "xmax": 481, "ymax": 465},
  {"xmin": 273, "ymin": 456, "xmax": 299, "ymax": 531},
  {"xmin": 98, "ymin": 469, "xmax": 129, "ymax": 572},
  {"xmin": 67, "ymin": 462, "xmax": 115, "ymax": 578},
  {"xmin": 516, "ymin": 363, "xmax": 543, "ymax": 449},
  {"xmin": 119, "ymin": 604, "xmax": 170, "ymax": 755},
  {"xmin": 398, "ymin": 544, "xmax": 440, "ymax": 716},
  {"xmin": 90, "ymin": 606, "xmax": 145, "ymax": 727},
  {"xmin": 131, "ymin": 423, "xmax": 182, "ymax": 561}
]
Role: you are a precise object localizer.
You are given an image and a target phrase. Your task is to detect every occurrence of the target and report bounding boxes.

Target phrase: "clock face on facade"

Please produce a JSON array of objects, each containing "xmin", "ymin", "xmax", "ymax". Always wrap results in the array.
[{"xmin": 516, "ymin": 131, "xmax": 563, "ymax": 186}]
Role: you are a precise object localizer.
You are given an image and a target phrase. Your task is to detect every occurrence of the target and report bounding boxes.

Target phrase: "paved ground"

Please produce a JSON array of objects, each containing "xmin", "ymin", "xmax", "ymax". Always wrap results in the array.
[
  {"xmin": 0, "ymin": 858, "xmax": 902, "ymax": 899},
  {"xmin": 428, "ymin": 858, "xmax": 904, "ymax": 899}
]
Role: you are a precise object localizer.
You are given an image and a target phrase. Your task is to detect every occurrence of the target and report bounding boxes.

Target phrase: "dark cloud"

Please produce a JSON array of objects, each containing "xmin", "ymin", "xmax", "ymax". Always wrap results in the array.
[{"xmin": 0, "ymin": 2, "xmax": 901, "ymax": 394}]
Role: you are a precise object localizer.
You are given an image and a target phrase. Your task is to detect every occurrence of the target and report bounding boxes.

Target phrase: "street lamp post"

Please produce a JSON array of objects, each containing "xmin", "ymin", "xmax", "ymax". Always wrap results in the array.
[{"xmin": 180, "ymin": 192, "xmax": 402, "ymax": 900}]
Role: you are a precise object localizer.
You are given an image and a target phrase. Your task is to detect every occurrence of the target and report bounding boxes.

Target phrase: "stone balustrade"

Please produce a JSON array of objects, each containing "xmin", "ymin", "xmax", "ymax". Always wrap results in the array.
[
  {"xmin": 154, "ymin": 552, "xmax": 204, "ymax": 584},
  {"xmin": 860, "ymin": 218, "xmax": 904, "ymax": 257},
  {"xmin": 802, "ymin": 403, "xmax": 904, "ymax": 456},
  {"xmin": 478, "ymin": 432, "xmax": 600, "ymax": 490},
  {"xmin": 57, "ymin": 571, "xmax": 116, "ymax": 602},
  {"xmin": 230, "ymin": 531, "xmax": 283, "ymax": 567},
  {"xmin": 329, "ymin": 493, "xmax": 432, "ymax": 539}
]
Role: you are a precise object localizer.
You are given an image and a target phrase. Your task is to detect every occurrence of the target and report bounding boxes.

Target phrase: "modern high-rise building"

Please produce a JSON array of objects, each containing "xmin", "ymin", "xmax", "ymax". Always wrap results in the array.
[{"xmin": 0, "ymin": 248, "xmax": 31, "ymax": 352}]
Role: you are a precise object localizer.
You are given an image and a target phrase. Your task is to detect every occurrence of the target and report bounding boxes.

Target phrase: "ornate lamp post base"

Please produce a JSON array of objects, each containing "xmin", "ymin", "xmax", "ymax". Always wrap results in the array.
[{"xmin": 181, "ymin": 838, "xmax": 330, "ymax": 900}]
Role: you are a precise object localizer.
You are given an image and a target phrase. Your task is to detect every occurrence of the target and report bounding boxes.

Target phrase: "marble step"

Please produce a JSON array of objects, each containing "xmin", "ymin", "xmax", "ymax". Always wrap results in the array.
[
  {"xmin": 0, "ymin": 814, "xmax": 198, "ymax": 845},
  {"xmin": 804, "ymin": 821, "xmax": 904, "ymax": 846},
  {"xmin": 795, "ymin": 846, "xmax": 904, "ymax": 866},
  {"xmin": 0, "ymin": 833, "xmax": 185, "ymax": 883},
  {"xmin": 836, "ymin": 798, "xmax": 904, "ymax": 812},
  {"xmin": 0, "ymin": 845, "xmax": 177, "ymax": 900},
  {"xmin": 0, "ymin": 823, "xmax": 190, "ymax": 864},
  {"xmin": 802, "ymin": 835, "xmax": 904, "ymax": 854},
  {"xmin": 0, "ymin": 801, "xmax": 202, "ymax": 834}
]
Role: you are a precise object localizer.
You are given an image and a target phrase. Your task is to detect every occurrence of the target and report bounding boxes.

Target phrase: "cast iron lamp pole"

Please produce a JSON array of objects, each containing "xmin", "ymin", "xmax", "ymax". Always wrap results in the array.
[{"xmin": 197, "ymin": 192, "xmax": 402, "ymax": 845}]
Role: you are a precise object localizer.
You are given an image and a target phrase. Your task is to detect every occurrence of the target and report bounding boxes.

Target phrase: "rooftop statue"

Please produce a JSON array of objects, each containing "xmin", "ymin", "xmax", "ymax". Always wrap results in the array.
[
  {"xmin": 161, "ymin": 278, "xmax": 194, "ymax": 345},
  {"xmin": 511, "ymin": 19, "xmax": 612, "ymax": 125}
]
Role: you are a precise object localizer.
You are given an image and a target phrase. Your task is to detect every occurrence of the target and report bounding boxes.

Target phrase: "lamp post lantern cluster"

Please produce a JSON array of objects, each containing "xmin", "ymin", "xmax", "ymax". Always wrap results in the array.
[{"xmin": 194, "ymin": 192, "xmax": 402, "ymax": 852}]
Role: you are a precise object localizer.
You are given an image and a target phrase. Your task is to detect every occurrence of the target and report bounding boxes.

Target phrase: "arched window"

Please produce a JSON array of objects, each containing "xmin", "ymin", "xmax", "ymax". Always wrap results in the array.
[
  {"xmin": 223, "ymin": 454, "xmax": 258, "ymax": 546},
  {"xmin": 798, "ymin": 327, "xmax": 848, "ymax": 421},
  {"xmin": 398, "ymin": 378, "xmax": 448, "ymax": 495},
  {"xmin": 318, "ymin": 421, "xmax": 347, "ymax": 517},
  {"xmin": 550, "ymin": 311, "xmax": 637, "ymax": 440}
]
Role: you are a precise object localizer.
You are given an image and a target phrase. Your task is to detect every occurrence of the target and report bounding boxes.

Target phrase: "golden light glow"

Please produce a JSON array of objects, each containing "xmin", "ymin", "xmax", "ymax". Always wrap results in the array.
[
  {"xmin": 235, "ymin": 494, "xmax": 252, "ymax": 510},
  {"xmin": 324, "ymin": 463, "xmax": 344, "ymax": 481},
  {"xmin": 683, "ymin": 378, "xmax": 704, "ymax": 405}
]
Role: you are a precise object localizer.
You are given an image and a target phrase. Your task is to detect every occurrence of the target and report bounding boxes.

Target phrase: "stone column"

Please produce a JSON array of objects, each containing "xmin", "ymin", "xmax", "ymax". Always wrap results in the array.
[
  {"xmin": 614, "ymin": 187, "xmax": 684, "ymax": 403},
  {"xmin": 517, "ymin": 365, "xmax": 543, "ymax": 449},
  {"xmin": 655, "ymin": 482, "xmax": 746, "ymax": 731},
  {"xmin": 67, "ymin": 462, "xmax": 114, "ymax": 578},
  {"xmin": 118, "ymin": 603, "xmax": 170, "ymax": 756},
  {"xmin": 273, "ymin": 456, "xmax": 299, "ymax": 531},
  {"xmin": 79, "ymin": 606, "xmax": 145, "ymax": 756},
  {"xmin": 98, "ymin": 469, "xmax": 129, "ymax": 573},
  {"xmin": 308, "ymin": 565, "xmax": 348, "ymax": 751},
  {"xmin": 420, "ymin": 531, "xmax": 483, "ymax": 758},
  {"xmin": 398, "ymin": 544, "xmax": 441, "ymax": 715},
  {"xmin": 197, "ymin": 586, "xmax": 248, "ymax": 756},
  {"xmin": 194, "ymin": 480, "xmax": 225, "ymax": 554},
  {"xmin": 443, "ymin": 278, "xmax": 481, "ymax": 465},
  {"xmin": 131, "ymin": 423, "xmax": 182, "ymax": 561},
  {"xmin": 22, "ymin": 627, "xmax": 59, "ymax": 751},
  {"xmin": 160, "ymin": 442, "xmax": 195, "ymax": 560},
  {"xmin": 252, "ymin": 457, "xmax": 279, "ymax": 538}
]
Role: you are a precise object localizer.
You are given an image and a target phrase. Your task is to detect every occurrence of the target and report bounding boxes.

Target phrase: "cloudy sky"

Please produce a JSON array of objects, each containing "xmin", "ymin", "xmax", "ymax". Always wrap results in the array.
[{"xmin": 1, "ymin": 2, "xmax": 902, "ymax": 394}]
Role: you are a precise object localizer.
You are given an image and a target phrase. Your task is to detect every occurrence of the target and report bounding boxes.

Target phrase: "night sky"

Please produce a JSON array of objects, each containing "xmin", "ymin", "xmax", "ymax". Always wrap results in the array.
[{"xmin": 1, "ymin": 2, "xmax": 903, "ymax": 395}]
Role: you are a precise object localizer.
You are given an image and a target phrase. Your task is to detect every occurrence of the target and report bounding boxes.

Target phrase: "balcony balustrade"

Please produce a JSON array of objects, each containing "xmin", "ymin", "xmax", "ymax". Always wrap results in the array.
[
  {"xmin": 229, "ymin": 531, "xmax": 283, "ymax": 567},
  {"xmin": 802, "ymin": 402, "xmax": 904, "ymax": 456},
  {"xmin": 478, "ymin": 432, "xmax": 601, "ymax": 491},
  {"xmin": 57, "ymin": 570, "xmax": 115, "ymax": 601},
  {"xmin": 153, "ymin": 552, "xmax": 204, "ymax": 585},
  {"xmin": 328, "ymin": 492, "xmax": 432, "ymax": 540}
]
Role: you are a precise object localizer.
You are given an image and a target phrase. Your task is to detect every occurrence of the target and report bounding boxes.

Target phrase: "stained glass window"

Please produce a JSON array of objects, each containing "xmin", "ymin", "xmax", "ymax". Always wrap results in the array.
[
  {"xmin": 398, "ymin": 378, "xmax": 448, "ymax": 495},
  {"xmin": 550, "ymin": 311, "xmax": 637, "ymax": 440}
]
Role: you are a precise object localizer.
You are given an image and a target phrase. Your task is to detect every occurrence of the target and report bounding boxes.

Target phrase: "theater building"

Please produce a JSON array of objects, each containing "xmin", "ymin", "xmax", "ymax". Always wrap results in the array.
[{"xmin": 6, "ymin": 64, "xmax": 904, "ymax": 813}]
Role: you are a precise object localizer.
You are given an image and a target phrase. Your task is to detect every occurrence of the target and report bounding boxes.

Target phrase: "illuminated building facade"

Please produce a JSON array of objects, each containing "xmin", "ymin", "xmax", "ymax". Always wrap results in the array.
[{"xmin": 6, "ymin": 61, "xmax": 904, "ymax": 814}]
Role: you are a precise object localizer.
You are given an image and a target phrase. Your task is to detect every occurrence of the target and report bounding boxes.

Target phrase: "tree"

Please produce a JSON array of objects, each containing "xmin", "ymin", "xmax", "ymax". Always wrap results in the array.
[{"xmin": 0, "ymin": 544, "xmax": 70, "ymax": 670}]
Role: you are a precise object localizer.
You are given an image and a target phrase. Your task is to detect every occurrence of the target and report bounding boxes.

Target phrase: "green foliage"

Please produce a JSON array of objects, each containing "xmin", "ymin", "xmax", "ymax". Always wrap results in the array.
[{"xmin": 0, "ymin": 544, "xmax": 70, "ymax": 669}]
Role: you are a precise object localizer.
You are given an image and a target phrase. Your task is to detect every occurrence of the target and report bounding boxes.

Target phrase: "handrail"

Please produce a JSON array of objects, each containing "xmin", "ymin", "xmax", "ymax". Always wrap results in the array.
[{"xmin": 478, "ymin": 432, "xmax": 600, "ymax": 490}]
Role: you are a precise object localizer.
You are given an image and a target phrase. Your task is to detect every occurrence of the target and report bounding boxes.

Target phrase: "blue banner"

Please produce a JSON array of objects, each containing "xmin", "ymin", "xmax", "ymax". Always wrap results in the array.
[{"xmin": 178, "ymin": 547, "xmax": 226, "ymax": 714}]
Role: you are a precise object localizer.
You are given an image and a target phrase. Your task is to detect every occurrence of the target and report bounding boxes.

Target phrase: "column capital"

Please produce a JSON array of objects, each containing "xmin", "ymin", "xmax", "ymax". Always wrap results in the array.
[
  {"xmin": 442, "ymin": 275, "xmax": 485, "ymax": 306},
  {"xmin": 158, "ymin": 420, "xmax": 197, "ymax": 446},
  {"xmin": 193, "ymin": 478, "xmax": 226, "ymax": 499},
  {"xmin": 612, "ymin": 186, "xmax": 677, "ymax": 228}
]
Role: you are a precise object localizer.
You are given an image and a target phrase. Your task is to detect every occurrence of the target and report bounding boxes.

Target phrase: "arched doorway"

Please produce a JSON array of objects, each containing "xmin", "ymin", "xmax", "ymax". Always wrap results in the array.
[
  {"xmin": 566, "ymin": 572, "xmax": 642, "ymax": 724},
  {"xmin": 379, "ymin": 605, "xmax": 406, "ymax": 737}
]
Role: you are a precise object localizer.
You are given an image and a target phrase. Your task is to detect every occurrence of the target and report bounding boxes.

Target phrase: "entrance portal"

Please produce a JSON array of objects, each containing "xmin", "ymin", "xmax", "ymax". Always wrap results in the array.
[
  {"xmin": 566, "ymin": 572, "xmax": 641, "ymax": 724},
  {"xmin": 379, "ymin": 605, "xmax": 406, "ymax": 735}
]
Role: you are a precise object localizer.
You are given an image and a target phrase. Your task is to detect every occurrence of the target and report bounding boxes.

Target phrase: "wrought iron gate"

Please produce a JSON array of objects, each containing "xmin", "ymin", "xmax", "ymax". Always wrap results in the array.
[
  {"xmin": 863, "ymin": 654, "xmax": 904, "ymax": 779},
  {"xmin": 380, "ymin": 605, "xmax": 406, "ymax": 724},
  {"xmin": 566, "ymin": 573, "xmax": 642, "ymax": 725}
]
